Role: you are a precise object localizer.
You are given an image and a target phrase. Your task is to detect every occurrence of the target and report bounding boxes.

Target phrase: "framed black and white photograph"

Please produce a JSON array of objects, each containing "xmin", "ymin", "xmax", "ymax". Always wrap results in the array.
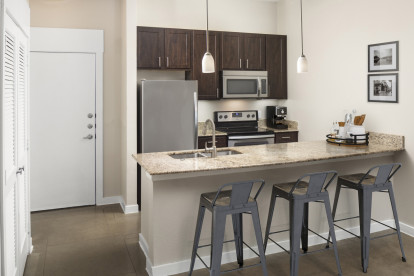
[
  {"xmin": 368, "ymin": 73, "xmax": 398, "ymax": 103},
  {"xmin": 368, "ymin": 41, "xmax": 399, "ymax": 72}
]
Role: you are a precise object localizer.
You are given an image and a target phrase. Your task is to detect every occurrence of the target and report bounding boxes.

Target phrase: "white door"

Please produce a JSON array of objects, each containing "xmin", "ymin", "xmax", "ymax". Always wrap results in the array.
[
  {"xmin": 30, "ymin": 52, "xmax": 96, "ymax": 211},
  {"xmin": 2, "ymin": 14, "xmax": 30, "ymax": 276}
]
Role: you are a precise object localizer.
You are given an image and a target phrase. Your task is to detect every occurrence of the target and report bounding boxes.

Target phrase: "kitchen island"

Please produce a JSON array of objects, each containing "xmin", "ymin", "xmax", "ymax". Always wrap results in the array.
[{"xmin": 133, "ymin": 132, "xmax": 404, "ymax": 276}]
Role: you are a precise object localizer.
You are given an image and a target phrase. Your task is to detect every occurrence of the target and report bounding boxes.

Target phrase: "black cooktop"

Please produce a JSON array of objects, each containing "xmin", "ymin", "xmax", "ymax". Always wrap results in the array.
[{"xmin": 216, "ymin": 126, "xmax": 275, "ymax": 136}]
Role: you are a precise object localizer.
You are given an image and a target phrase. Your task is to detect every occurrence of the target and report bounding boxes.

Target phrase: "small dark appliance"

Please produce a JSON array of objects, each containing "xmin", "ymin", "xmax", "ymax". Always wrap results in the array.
[{"xmin": 267, "ymin": 106, "xmax": 288, "ymax": 129}]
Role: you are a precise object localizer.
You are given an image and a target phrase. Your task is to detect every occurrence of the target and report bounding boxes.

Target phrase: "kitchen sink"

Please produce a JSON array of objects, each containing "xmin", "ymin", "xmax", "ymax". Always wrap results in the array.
[
  {"xmin": 169, "ymin": 150, "xmax": 242, "ymax": 159},
  {"xmin": 203, "ymin": 150, "xmax": 242, "ymax": 157}
]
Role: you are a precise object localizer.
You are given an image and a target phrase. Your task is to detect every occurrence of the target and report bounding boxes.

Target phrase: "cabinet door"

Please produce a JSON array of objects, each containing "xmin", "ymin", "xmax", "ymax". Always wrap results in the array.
[
  {"xmin": 244, "ymin": 34, "xmax": 265, "ymax": 70},
  {"xmin": 198, "ymin": 136, "xmax": 228, "ymax": 149},
  {"xmin": 165, "ymin": 29, "xmax": 192, "ymax": 69},
  {"xmin": 266, "ymin": 35, "xmax": 287, "ymax": 99},
  {"xmin": 191, "ymin": 30, "xmax": 220, "ymax": 100},
  {"xmin": 221, "ymin": 32, "xmax": 243, "ymax": 70},
  {"xmin": 137, "ymin": 27, "xmax": 164, "ymax": 69}
]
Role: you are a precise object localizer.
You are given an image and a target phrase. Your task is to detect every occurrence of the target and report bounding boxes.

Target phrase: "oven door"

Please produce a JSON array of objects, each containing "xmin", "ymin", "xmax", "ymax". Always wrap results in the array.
[{"xmin": 228, "ymin": 134, "xmax": 275, "ymax": 147}]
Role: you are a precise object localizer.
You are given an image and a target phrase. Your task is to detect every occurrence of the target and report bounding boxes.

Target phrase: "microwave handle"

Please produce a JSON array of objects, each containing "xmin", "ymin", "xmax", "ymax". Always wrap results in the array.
[{"xmin": 257, "ymin": 78, "xmax": 261, "ymax": 96}]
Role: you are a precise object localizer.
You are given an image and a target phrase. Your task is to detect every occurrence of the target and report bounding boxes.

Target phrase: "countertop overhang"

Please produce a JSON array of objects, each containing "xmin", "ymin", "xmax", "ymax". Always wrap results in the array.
[{"xmin": 133, "ymin": 132, "xmax": 404, "ymax": 177}]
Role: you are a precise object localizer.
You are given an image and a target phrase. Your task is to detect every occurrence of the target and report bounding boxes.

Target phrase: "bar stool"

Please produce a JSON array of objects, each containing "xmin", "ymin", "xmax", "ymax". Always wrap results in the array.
[
  {"xmin": 263, "ymin": 171, "xmax": 342, "ymax": 276},
  {"xmin": 328, "ymin": 163, "xmax": 406, "ymax": 273},
  {"xmin": 189, "ymin": 180, "xmax": 268, "ymax": 276}
]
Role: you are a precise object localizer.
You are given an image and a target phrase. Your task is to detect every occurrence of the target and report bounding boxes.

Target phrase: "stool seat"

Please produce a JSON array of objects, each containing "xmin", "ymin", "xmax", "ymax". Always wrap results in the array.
[
  {"xmin": 202, "ymin": 190, "xmax": 254, "ymax": 206},
  {"xmin": 339, "ymin": 173, "xmax": 376, "ymax": 185},
  {"xmin": 274, "ymin": 181, "xmax": 308, "ymax": 196}
]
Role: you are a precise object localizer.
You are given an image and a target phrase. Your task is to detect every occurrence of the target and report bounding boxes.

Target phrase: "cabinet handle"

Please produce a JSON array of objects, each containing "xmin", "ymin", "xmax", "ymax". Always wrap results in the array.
[
  {"xmin": 246, "ymin": 59, "xmax": 249, "ymax": 69},
  {"xmin": 158, "ymin": 57, "xmax": 161, "ymax": 68},
  {"xmin": 166, "ymin": 57, "xmax": 169, "ymax": 67},
  {"xmin": 239, "ymin": 59, "xmax": 242, "ymax": 68},
  {"xmin": 207, "ymin": 140, "xmax": 218, "ymax": 144},
  {"xmin": 217, "ymin": 88, "xmax": 219, "ymax": 98},
  {"xmin": 281, "ymin": 136, "xmax": 291, "ymax": 139}
]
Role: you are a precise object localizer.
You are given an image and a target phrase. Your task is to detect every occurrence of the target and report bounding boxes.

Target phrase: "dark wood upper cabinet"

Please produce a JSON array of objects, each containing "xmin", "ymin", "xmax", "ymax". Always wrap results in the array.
[
  {"xmin": 137, "ymin": 27, "xmax": 164, "ymax": 69},
  {"xmin": 221, "ymin": 32, "xmax": 243, "ymax": 70},
  {"xmin": 266, "ymin": 35, "xmax": 287, "ymax": 99},
  {"xmin": 221, "ymin": 32, "xmax": 265, "ymax": 70},
  {"xmin": 244, "ymin": 34, "xmax": 265, "ymax": 70},
  {"xmin": 164, "ymin": 29, "xmax": 192, "ymax": 69},
  {"xmin": 188, "ymin": 30, "xmax": 220, "ymax": 100}
]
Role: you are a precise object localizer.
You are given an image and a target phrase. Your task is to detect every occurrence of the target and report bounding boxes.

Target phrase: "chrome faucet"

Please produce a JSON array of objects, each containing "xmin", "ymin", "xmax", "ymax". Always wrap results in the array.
[{"xmin": 202, "ymin": 119, "xmax": 217, "ymax": 158}]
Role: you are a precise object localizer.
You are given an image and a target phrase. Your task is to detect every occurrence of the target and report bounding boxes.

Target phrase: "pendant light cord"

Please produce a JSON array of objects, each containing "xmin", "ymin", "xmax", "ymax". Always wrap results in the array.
[
  {"xmin": 300, "ymin": 0, "xmax": 304, "ymax": 56},
  {"xmin": 205, "ymin": 0, "xmax": 210, "ymax": 53}
]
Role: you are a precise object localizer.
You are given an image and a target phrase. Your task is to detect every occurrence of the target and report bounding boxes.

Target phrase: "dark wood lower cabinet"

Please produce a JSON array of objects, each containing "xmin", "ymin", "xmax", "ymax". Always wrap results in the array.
[
  {"xmin": 275, "ymin": 131, "xmax": 298, "ymax": 143},
  {"xmin": 198, "ymin": 136, "xmax": 228, "ymax": 149}
]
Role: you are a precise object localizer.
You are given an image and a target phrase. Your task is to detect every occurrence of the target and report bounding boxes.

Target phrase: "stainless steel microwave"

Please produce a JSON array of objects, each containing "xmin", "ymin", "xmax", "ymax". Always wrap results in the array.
[{"xmin": 222, "ymin": 70, "xmax": 268, "ymax": 99}]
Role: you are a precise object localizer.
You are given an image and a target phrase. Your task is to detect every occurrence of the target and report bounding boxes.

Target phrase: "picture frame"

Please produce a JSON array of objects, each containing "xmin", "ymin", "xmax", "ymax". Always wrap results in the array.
[
  {"xmin": 368, "ymin": 41, "xmax": 399, "ymax": 72},
  {"xmin": 368, "ymin": 73, "xmax": 398, "ymax": 103}
]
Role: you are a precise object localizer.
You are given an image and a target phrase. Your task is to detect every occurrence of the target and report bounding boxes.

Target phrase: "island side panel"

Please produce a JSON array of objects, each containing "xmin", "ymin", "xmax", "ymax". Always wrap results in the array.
[
  {"xmin": 140, "ymin": 167, "xmax": 155, "ymax": 262},
  {"xmin": 148, "ymin": 155, "xmax": 395, "ymax": 267}
]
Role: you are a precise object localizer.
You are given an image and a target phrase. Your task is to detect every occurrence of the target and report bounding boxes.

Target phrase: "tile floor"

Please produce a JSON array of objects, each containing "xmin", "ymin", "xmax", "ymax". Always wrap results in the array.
[{"xmin": 24, "ymin": 204, "xmax": 414, "ymax": 276}]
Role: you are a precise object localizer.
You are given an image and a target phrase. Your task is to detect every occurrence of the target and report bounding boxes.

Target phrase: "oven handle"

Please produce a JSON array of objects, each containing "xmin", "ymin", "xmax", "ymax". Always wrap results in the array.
[{"xmin": 228, "ymin": 134, "xmax": 275, "ymax": 140}]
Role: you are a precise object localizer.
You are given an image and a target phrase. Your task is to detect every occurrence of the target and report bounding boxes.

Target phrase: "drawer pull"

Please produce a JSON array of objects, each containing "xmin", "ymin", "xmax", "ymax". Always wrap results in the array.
[
  {"xmin": 207, "ymin": 140, "xmax": 218, "ymax": 144},
  {"xmin": 281, "ymin": 136, "xmax": 291, "ymax": 139}
]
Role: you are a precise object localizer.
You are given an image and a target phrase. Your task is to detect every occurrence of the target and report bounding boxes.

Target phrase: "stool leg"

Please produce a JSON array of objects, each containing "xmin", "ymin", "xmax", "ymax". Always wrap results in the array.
[
  {"xmin": 251, "ymin": 205, "xmax": 268, "ymax": 276},
  {"xmin": 189, "ymin": 204, "xmax": 206, "ymax": 276},
  {"xmin": 290, "ymin": 200, "xmax": 304, "ymax": 276},
  {"xmin": 327, "ymin": 182, "xmax": 342, "ymax": 248},
  {"xmin": 324, "ymin": 197, "xmax": 343, "ymax": 276},
  {"xmin": 301, "ymin": 202, "xmax": 309, "ymax": 253},
  {"xmin": 231, "ymin": 213, "xmax": 244, "ymax": 267},
  {"xmin": 264, "ymin": 189, "xmax": 277, "ymax": 252},
  {"xmin": 388, "ymin": 186, "xmax": 407, "ymax": 262},
  {"xmin": 358, "ymin": 189, "xmax": 372, "ymax": 273},
  {"xmin": 210, "ymin": 210, "xmax": 227, "ymax": 276}
]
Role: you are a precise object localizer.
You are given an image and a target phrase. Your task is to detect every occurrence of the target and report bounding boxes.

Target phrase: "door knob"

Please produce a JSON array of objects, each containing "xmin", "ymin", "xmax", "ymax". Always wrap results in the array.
[
  {"xmin": 87, "ymin": 113, "xmax": 94, "ymax": 118},
  {"xmin": 16, "ymin": 167, "xmax": 25, "ymax": 175},
  {"xmin": 83, "ymin": 134, "xmax": 94, "ymax": 140}
]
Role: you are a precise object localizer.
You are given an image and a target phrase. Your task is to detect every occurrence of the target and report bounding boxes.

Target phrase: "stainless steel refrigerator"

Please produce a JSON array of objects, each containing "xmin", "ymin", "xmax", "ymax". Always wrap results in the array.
[{"xmin": 138, "ymin": 80, "xmax": 198, "ymax": 206}]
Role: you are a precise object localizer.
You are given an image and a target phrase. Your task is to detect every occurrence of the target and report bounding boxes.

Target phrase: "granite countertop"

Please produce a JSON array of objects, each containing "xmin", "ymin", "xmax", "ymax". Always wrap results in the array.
[{"xmin": 133, "ymin": 132, "xmax": 404, "ymax": 176}]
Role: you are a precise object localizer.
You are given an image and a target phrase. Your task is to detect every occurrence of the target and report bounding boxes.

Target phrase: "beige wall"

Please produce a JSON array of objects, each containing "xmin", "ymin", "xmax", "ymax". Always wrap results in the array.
[
  {"xmin": 30, "ymin": 0, "xmax": 123, "ymax": 197},
  {"xmin": 277, "ymin": 0, "xmax": 414, "ymax": 225}
]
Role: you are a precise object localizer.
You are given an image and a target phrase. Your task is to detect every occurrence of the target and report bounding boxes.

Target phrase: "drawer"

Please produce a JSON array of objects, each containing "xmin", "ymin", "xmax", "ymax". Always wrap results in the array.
[
  {"xmin": 198, "ymin": 136, "xmax": 228, "ymax": 149},
  {"xmin": 275, "ymin": 131, "xmax": 298, "ymax": 144}
]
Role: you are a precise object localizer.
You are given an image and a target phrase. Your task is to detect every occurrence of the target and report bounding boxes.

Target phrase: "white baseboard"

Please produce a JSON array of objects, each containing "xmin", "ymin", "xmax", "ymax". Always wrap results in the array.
[
  {"xmin": 96, "ymin": 195, "xmax": 123, "ymax": 206},
  {"xmin": 120, "ymin": 198, "xmax": 139, "ymax": 214},
  {"xmin": 138, "ymin": 219, "xmax": 414, "ymax": 276}
]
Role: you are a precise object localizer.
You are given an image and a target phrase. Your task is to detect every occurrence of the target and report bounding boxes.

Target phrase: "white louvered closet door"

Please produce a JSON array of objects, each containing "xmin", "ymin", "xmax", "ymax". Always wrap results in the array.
[{"xmin": 2, "ymin": 14, "xmax": 30, "ymax": 276}]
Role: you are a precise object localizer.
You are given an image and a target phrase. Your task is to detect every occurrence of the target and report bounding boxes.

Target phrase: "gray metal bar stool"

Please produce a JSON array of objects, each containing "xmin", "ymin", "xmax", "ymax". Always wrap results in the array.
[
  {"xmin": 263, "ymin": 171, "xmax": 342, "ymax": 276},
  {"xmin": 189, "ymin": 180, "xmax": 268, "ymax": 276},
  {"xmin": 328, "ymin": 163, "xmax": 406, "ymax": 273}
]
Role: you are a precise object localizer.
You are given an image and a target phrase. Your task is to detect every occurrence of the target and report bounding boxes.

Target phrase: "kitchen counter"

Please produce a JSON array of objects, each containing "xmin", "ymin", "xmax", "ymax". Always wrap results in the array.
[
  {"xmin": 133, "ymin": 132, "xmax": 403, "ymax": 176},
  {"xmin": 135, "ymin": 132, "xmax": 404, "ymax": 276}
]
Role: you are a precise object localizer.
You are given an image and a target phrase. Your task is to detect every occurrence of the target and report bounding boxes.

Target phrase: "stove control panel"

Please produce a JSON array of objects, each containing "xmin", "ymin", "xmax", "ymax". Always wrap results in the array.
[{"xmin": 214, "ymin": 111, "xmax": 258, "ymax": 122}]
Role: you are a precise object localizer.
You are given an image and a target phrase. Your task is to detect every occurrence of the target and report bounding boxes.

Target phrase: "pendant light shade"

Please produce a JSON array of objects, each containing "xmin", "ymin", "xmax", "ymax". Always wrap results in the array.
[
  {"xmin": 202, "ymin": 52, "xmax": 215, "ymax": 73},
  {"xmin": 202, "ymin": 0, "xmax": 215, "ymax": 73},
  {"xmin": 297, "ymin": 55, "xmax": 308, "ymax": 73},
  {"xmin": 297, "ymin": 0, "xmax": 308, "ymax": 73}
]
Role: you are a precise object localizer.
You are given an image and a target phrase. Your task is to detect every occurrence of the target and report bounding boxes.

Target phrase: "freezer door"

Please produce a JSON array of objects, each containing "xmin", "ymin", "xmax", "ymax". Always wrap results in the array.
[{"xmin": 141, "ymin": 80, "xmax": 198, "ymax": 153}]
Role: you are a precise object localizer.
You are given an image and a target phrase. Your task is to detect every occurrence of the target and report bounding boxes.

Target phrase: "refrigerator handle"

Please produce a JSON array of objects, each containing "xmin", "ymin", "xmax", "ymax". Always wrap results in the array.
[{"xmin": 193, "ymin": 91, "xmax": 198, "ymax": 150}]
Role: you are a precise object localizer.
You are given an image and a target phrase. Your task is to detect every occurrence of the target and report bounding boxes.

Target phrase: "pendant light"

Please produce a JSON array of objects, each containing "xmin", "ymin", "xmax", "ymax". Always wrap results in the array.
[
  {"xmin": 202, "ymin": 0, "xmax": 215, "ymax": 73},
  {"xmin": 297, "ymin": 0, "xmax": 308, "ymax": 73}
]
